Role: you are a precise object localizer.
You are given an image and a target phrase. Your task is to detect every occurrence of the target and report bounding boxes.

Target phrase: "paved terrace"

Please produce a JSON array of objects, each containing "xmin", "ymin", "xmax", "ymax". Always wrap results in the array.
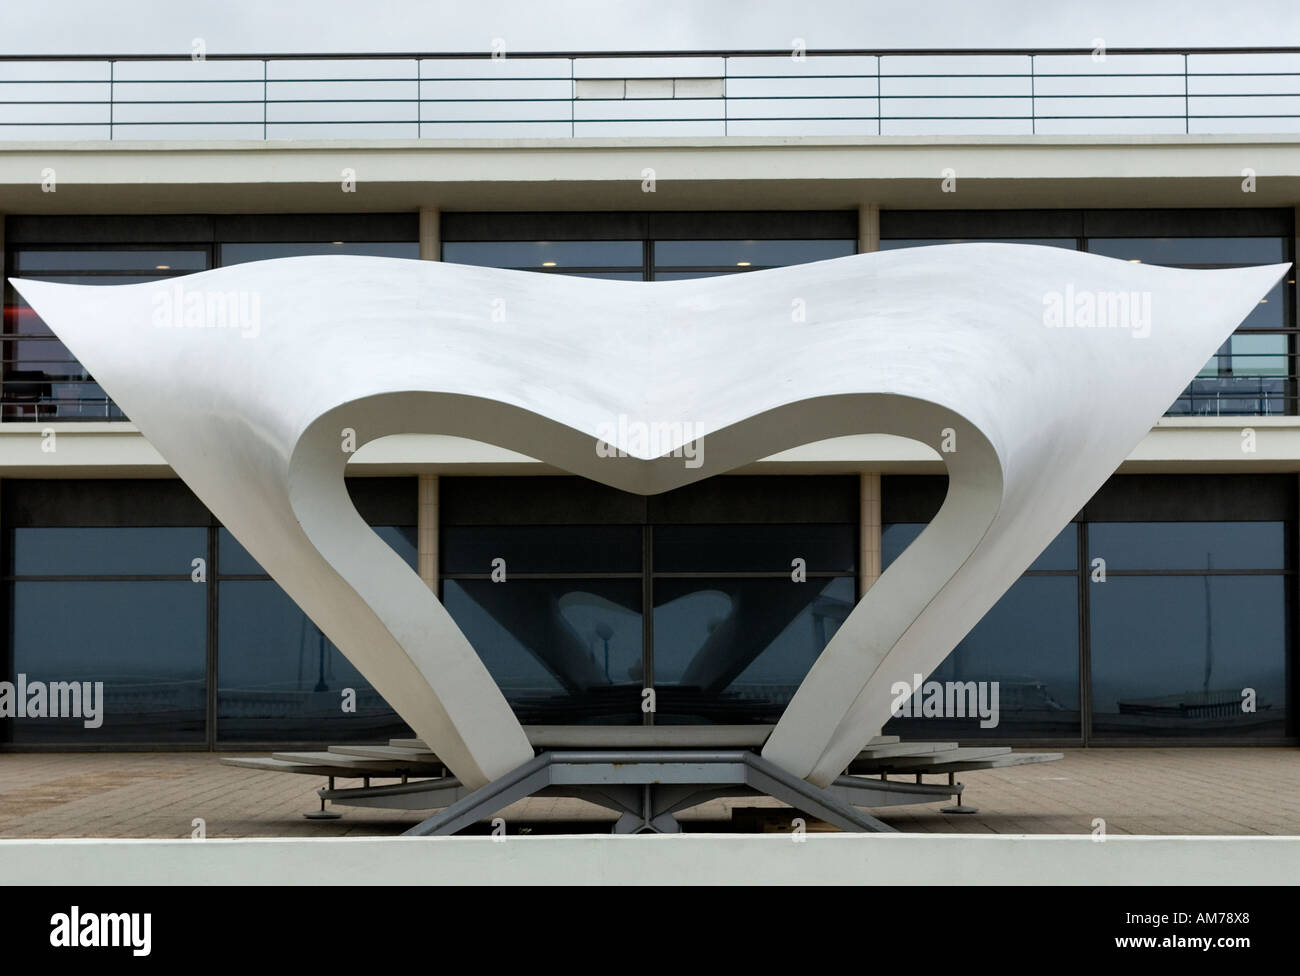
[{"xmin": 0, "ymin": 748, "xmax": 1296, "ymax": 838}]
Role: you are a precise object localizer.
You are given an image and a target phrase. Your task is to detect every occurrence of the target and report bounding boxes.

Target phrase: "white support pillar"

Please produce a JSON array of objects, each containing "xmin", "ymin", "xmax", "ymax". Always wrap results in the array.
[
  {"xmin": 418, "ymin": 209, "xmax": 440, "ymax": 591},
  {"xmin": 857, "ymin": 206, "xmax": 882, "ymax": 599},
  {"xmin": 418, "ymin": 474, "xmax": 438, "ymax": 593},
  {"xmin": 857, "ymin": 203, "xmax": 880, "ymax": 254},
  {"xmin": 419, "ymin": 207, "xmax": 440, "ymax": 262},
  {"xmin": 859, "ymin": 472, "xmax": 881, "ymax": 597}
]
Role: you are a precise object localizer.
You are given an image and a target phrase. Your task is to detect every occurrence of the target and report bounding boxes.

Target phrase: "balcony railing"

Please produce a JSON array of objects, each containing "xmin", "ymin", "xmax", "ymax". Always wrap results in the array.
[
  {"xmin": 2, "ymin": 367, "xmax": 1293, "ymax": 422},
  {"xmin": 1, "ymin": 47, "xmax": 1300, "ymax": 140}
]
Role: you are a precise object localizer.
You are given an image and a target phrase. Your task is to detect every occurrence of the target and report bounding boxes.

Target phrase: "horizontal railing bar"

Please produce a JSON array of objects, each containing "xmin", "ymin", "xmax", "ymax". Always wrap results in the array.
[
  {"xmin": 2, "ymin": 47, "xmax": 1300, "ymax": 60},
  {"xmin": 6, "ymin": 70, "xmax": 1300, "ymax": 83},
  {"xmin": 9, "ymin": 115, "xmax": 1300, "ymax": 127},
  {"xmin": 7, "ymin": 94, "xmax": 1300, "ymax": 109}
]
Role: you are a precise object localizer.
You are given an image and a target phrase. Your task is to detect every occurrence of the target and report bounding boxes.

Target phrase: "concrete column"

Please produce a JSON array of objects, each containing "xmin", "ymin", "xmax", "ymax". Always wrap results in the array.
[
  {"xmin": 416, "ymin": 209, "xmax": 441, "ymax": 593},
  {"xmin": 419, "ymin": 207, "xmax": 440, "ymax": 262},
  {"xmin": 859, "ymin": 472, "xmax": 881, "ymax": 598},
  {"xmin": 418, "ymin": 474, "xmax": 438, "ymax": 593},
  {"xmin": 857, "ymin": 203, "xmax": 880, "ymax": 254},
  {"xmin": 856, "ymin": 209, "xmax": 882, "ymax": 600}
]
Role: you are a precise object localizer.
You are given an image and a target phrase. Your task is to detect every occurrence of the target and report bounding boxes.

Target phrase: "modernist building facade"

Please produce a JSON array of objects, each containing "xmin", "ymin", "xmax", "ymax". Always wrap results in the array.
[{"xmin": 0, "ymin": 52, "xmax": 1297, "ymax": 751}]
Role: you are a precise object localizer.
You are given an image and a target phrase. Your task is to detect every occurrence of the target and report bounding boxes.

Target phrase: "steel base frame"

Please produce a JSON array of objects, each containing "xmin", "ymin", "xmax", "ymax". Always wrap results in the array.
[{"xmin": 330, "ymin": 750, "xmax": 964, "ymax": 836}]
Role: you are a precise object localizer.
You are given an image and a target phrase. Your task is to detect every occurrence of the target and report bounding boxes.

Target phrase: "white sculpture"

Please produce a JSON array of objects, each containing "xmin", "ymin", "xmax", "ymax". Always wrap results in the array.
[{"xmin": 12, "ymin": 245, "xmax": 1285, "ymax": 789}]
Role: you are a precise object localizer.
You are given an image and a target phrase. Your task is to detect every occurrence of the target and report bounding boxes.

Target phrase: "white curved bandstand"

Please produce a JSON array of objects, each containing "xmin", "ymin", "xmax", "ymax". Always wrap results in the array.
[{"xmin": 12, "ymin": 245, "xmax": 1285, "ymax": 832}]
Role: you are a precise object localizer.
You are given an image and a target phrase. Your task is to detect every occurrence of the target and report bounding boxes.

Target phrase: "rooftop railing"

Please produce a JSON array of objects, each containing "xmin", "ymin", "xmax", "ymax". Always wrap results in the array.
[{"xmin": 1, "ymin": 47, "xmax": 1300, "ymax": 140}]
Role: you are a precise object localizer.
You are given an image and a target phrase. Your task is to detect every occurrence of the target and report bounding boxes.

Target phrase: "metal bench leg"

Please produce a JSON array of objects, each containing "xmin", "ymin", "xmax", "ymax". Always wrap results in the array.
[
  {"xmin": 305, "ymin": 776, "xmax": 342, "ymax": 820},
  {"xmin": 940, "ymin": 772, "xmax": 979, "ymax": 815}
]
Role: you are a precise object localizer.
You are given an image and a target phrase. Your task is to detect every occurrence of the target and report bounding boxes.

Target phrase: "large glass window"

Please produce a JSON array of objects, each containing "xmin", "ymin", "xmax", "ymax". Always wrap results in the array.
[
  {"xmin": 652, "ymin": 239, "xmax": 855, "ymax": 279},
  {"xmin": 11, "ymin": 526, "xmax": 206, "ymax": 576},
  {"xmin": 3, "ymin": 249, "xmax": 210, "ymax": 419},
  {"xmin": 215, "ymin": 525, "xmax": 416, "ymax": 742},
  {"xmin": 439, "ymin": 476, "xmax": 858, "ymax": 726},
  {"xmin": 878, "ymin": 211, "xmax": 1295, "ymax": 418},
  {"xmin": 881, "ymin": 522, "xmax": 1082, "ymax": 738},
  {"xmin": 1, "ymin": 478, "xmax": 418, "ymax": 745},
  {"xmin": 8, "ymin": 582, "xmax": 207, "ymax": 744},
  {"xmin": 1088, "ymin": 521, "xmax": 1291, "ymax": 737},
  {"xmin": 3, "ymin": 521, "xmax": 210, "ymax": 744},
  {"xmin": 443, "ymin": 578, "xmax": 644, "ymax": 725},
  {"xmin": 652, "ymin": 522, "xmax": 857, "ymax": 723},
  {"xmin": 654, "ymin": 576, "xmax": 855, "ymax": 723},
  {"xmin": 3, "ymin": 215, "xmax": 420, "ymax": 422},
  {"xmin": 440, "ymin": 515, "xmax": 643, "ymax": 725},
  {"xmin": 441, "ymin": 241, "xmax": 643, "ymax": 279},
  {"xmin": 879, "ymin": 238, "xmax": 1078, "ymax": 250},
  {"xmin": 1086, "ymin": 237, "xmax": 1292, "ymax": 415},
  {"xmin": 219, "ymin": 242, "xmax": 418, "ymax": 265}
]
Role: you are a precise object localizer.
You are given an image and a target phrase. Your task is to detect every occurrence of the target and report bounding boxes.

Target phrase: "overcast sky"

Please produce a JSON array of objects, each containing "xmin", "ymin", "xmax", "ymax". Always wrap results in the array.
[{"xmin": 2, "ymin": 0, "xmax": 1298, "ymax": 55}]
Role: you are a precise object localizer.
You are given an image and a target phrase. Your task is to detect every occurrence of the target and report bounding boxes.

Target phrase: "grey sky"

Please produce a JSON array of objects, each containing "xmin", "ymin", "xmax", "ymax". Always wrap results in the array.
[{"xmin": 2, "ymin": 0, "xmax": 1298, "ymax": 55}]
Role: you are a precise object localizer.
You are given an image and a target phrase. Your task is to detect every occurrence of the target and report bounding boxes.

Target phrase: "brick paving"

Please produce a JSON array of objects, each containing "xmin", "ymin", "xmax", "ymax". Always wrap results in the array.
[{"xmin": 0, "ymin": 748, "xmax": 1296, "ymax": 838}]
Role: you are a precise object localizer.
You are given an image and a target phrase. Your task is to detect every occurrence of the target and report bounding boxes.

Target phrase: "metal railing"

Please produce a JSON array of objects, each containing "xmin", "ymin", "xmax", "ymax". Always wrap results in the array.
[
  {"xmin": 2, "ymin": 366, "xmax": 1292, "ymax": 422},
  {"xmin": 1, "ymin": 47, "xmax": 1300, "ymax": 139}
]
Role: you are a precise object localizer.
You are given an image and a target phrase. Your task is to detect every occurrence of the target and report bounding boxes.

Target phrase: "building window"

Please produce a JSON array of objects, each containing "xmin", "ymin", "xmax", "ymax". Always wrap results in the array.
[
  {"xmin": 218, "ymin": 242, "xmax": 418, "ymax": 265},
  {"xmin": 439, "ymin": 475, "xmax": 858, "ymax": 726},
  {"xmin": 3, "ymin": 247, "xmax": 211, "ymax": 420},
  {"xmin": 213, "ymin": 489, "xmax": 416, "ymax": 743},
  {"xmin": 3, "ymin": 524, "xmax": 209, "ymax": 744},
  {"xmin": 1, "ymin": 478, "xmax": 416, "ymax": 746},
  {"xmin": 1087, "ymin": 521, "xmax": 1290, "ymax": 738},
  {"xmin": 438, "ymin": 211, "xmax": 860, "ymax": 282},
  {"xmin": 1086, "ymin": 238, "xmax": 1292, "ymax": 416},
  {"xmin": 882, "ymin": 473, "xmax": 1296, "ymax": 742},
  {"xmin": 881, "ymin": 522, "xmax": 1082, "ymax": 739},
  {"xmin": 651, "ymin": 239, "xmax": 856, "ymax": 279},
  {"xmin": 879, "ymin": 209, "xmax": 1296, "ymax": 417},
  {"xmin": 441, "ymin": 240, "xmax": 643, "ymax": 279},
  {"xmin": 2, "ymin": 214, "xmax": 419, "ymax": 422}
]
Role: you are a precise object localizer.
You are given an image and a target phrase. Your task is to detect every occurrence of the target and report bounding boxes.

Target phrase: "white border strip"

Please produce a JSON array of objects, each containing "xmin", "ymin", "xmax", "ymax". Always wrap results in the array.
[{"xmin": 2, "ymin": 834, "xmax": 1297, "ymax": 886}]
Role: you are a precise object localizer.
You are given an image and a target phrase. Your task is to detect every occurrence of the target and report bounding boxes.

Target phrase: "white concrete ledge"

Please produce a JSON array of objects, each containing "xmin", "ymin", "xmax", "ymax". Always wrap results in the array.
[
  {"xmin": 5, "ymin": 420, "xmax": 1300, "ymax": 477},
  {"xmin": 1, "ymin": 834, "xmax": 1296, "ymax": 886}
]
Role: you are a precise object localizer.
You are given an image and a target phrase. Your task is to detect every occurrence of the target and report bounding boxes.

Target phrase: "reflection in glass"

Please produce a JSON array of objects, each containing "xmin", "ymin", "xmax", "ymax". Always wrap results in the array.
[
  {"xmin": 1090, "ymin": 576, "xmax": 1288, "ymax": 737},
  {"xmin": 653, "ymin": 239, "xmax": 855, "ymax": 269},
  {"xmin": 653, "ymin": 577, "xmax": 855, "ymax": 723},
  {"xmin": 11, "ymin": 526, "xmax": 206, "ymax": 576},
  {"xmin": 880, "ymin": 238, "xmax": 1078, "ymax": 250},
  {"xmin": 441, "ymin": 525, "xmax": 640, "ymax": 575},
  {"xmin": 14, "ymin": 250, "xmax": 208, "ymax": 272},
  {"xmin": 441, "ymin": 241, "xmax": 642, "ymax": 269},
  {"xmin": 219, "ymin": 526, "xmax": 417, "ymax": 575},
  {"xmin": 7, "ymin": 581, "xmax": 206, "ymax": 743},
  {"xmin": 1086, "ymin": 237, "xmax": 1285, "ymax": 266},
  {"xmin": 4, "ymin": 269, "xmax": 193, "ymax": 420},
  {"xmin": 654, "ymin": 524, "xmax": 856, "ymax": 573},
  {"xmin": 443, "ymin": 579, "xmax": 643, "ymax": 724},
  {"xmin": 217, "ymin": 580, "xmax": 407, "ymax": 741},
  {"xmin": 883, "ymin": 577, "xmax": 1081, "ymax": 738},
  {"xmin": 884, "ymin": 522, "xmax": 1076, "ymax": 571},
  {"xmin": 219, "ymin": 242, "xmax": 418, "ymax": 265},
  {"xmin": 1088, "ymin": 521, "xmax": 1285, "ymax": 571},
  {"xmin": 1087, "ymin": 238, "xmax": 1287, "ymax": 333}
]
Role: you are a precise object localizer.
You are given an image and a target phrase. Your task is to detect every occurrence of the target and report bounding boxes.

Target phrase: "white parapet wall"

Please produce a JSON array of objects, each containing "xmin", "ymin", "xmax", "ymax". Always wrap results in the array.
[{"xmin": 1, "ymin": 834, "xmax": 1297, "ymax": 885}]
